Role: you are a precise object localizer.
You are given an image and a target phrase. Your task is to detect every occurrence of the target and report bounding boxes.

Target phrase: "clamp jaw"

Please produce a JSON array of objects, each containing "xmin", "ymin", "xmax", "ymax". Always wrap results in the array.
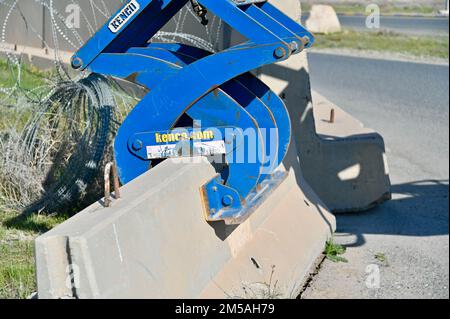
[{"xmin": 72, "ymin": 0, "xmax": 314, "ymax": 224}]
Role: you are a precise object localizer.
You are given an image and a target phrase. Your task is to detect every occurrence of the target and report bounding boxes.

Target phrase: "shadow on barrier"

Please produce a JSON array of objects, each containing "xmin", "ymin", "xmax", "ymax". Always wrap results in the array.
[
  {"xmin": 262, "ymin": 60, "xmax": 391, "ymax": 212},
  {"xmin": 201, "ymin": 53, "xmax": 393, "ymax": 241},
  {"xmin": 261, "ymin": 61, "xmax": 447, "ymax": 248},
  {"xmin": 335, "ymin": 179, "xmax": 449, "ymax": 248}
]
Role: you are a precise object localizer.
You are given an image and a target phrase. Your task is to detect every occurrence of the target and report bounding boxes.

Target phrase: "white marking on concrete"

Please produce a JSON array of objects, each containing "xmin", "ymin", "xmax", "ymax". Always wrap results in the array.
[
  {"xmin": 78, "ymin": 238, "xmax": 101, "ymax": 298},
  {"xmin": 227, "ymin": 222, "xmax": 253, "ymax": 258},
  {"xmin": 258, "ymin": 228, "xmax": 280, "ymax": 242},
  {"xmin": 383, "ymin": 153, "xmax": 390, "ymax": 175},
  {"xmin": 113, "ymin": 224, "xmax": 124, "ymax": 263}
]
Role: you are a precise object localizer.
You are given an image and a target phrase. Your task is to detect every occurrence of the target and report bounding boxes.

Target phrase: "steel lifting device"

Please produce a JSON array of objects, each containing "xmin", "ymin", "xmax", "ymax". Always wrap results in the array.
[{"xmin": 71, "ymin": 0, "xmax": 314, "ymax": 224}]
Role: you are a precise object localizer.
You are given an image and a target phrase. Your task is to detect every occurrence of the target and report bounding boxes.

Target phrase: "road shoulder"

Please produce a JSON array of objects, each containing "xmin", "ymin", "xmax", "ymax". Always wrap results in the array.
[{"xmin": 309, "ymin": 47, "xmax": 449, "ymax": 66}]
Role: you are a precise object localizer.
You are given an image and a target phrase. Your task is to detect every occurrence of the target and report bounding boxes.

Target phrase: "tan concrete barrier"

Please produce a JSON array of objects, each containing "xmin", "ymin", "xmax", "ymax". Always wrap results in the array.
[
  {"xmin": 306, "ymin": 92, "xmax": 392, "ymax": 212},
  {"xmin": 33, "ymin": 0, "xmax": 389, "ymax": 299},
  {"xmin": 36, "ymin": 154, "xmax": 335, "ymax": 299},
  {"xmin": 258, "ymin": 9, "xmax": 391, "ymax": 212},
  {"xmin": 306, "ymin": 5, "xmax": 342, "ymax": 34}
]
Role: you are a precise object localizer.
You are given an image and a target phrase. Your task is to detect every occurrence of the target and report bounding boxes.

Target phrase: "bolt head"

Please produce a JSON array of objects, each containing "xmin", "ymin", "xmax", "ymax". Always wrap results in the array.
[
  {"xmin": 302, "ymin": 36, "xmax": 311, "ymax": 46},
  {"xmin": 274, "ymin": 47, "xmax": 287, "ymax": 59},
  {"xmin": 132, "ymin": 140, "xmax": 143, "ymax": 151},
  {"xmin": 222, "ymin": 195, "xmax": 234, "ymax": 207},
  {"xmin": 71, "ymin": 57, "xmax": 83, "ymax": 69},
  {"xmin": 289, "ymin": 41, "xmax": 299, "ymax": 53}
]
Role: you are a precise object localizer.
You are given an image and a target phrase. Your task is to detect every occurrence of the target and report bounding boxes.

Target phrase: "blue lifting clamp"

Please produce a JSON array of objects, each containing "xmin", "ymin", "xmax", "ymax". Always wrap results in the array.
[{"xmin": 71, "ymin": 0, "xmax": 314, "ymax": 224}]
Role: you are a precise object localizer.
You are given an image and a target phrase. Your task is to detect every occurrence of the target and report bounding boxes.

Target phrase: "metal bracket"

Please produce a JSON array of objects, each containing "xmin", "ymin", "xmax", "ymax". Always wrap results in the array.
[{"xmin": 104, "ymin": 162, "xmax": 121, "ymax": 208}]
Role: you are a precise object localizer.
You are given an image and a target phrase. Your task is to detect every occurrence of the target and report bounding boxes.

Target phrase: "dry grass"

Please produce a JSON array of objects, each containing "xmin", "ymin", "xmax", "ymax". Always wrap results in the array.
[
  {"xmin": 313, "ymin": 29, "xmax": 449, "ymax": 60},
  {"xmin": 0, "ymin": 210, "xmax": 66, "ymax": 299},
  {"xmin": 302, "ymin": 2, "xmax": 440, "ymax": 15}
]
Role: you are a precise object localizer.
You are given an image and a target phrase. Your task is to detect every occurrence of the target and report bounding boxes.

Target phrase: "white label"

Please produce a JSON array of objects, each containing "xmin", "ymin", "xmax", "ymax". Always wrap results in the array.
[
  {"xmin": 147, "ymin": 144, "xmax": 177, "ymax": 160},
  {"xmin": 146, "ymin": 141, "xmax": 226, "ymax": 160},
  {"xmin": 108, "ymin": 0, "xmax": 140, "ymax": 33},
  {"xmin": 194, "ymin": 140, "xmax": 227, "ymax": 156}
]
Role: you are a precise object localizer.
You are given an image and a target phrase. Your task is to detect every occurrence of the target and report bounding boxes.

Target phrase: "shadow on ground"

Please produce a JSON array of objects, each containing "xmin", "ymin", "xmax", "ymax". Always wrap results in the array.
[
  {"xmin": 2, "ymin": 212, "xmax": 69, "ymax": 234},
  {"xmin": 334, "ymin": 179, "xmax": 449, "ymax": 247}
]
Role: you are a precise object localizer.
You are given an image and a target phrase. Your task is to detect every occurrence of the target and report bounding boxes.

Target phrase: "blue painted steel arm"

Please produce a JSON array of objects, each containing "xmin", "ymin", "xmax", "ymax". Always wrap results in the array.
[
  {"xmin": 88, "ymin": 44, "xmax": 291, "ymax": 178},
  {"xmin": 198, "ymin": 0, "xmax": 290, "ymax": 48},
  {"xmin": 127, "ymin": 46, "xmax": 280, "ymax": 178},
  {"xmin": 113, "ymin": 43, "xmax": 281, "ymax": 187},
  {"xmin": 242, "ymin": 4, "xmax": 304, "ymax": 52},
  {"xmin": 71, "ymin": 0, "xmax": 315, "ymax": 220},
  {"xmin": 72, "ymin": 0, "xmax": 189, "ymax": 70},
  {"xmin": 258, "ymin": 1, "xmax": 315, "ymax": 46}
]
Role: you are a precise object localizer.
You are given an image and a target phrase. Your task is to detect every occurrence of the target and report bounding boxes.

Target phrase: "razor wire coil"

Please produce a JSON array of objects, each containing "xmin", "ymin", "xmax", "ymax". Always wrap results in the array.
[{"xmin": 0, "ymin": 0, "xmax": 223, "ymax": 214}]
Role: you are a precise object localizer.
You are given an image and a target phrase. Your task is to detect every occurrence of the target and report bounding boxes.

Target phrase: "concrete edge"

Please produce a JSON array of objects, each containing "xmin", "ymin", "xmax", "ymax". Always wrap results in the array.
[{"xmin": 35, "ymin": 156, "xmax": 336, "ymax": 299}]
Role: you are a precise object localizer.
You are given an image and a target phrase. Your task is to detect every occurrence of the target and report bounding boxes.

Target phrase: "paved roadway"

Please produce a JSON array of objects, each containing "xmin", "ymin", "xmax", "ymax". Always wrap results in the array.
[
  {"xmin": 303, "ymin": 52, "xmax": 449, "ymax": 299},
  {"xmin": 338, "ymin": 15, "xmax": 449, "ymax": 36},
  {"xmin": 302, "ymin": 15, "xmax": 449, "ymax": 36}
]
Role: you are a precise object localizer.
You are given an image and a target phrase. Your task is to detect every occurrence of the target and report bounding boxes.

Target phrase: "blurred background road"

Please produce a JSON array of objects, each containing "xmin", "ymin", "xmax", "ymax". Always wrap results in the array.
[
  {"xmin": 303, "ymin": 51, "xmax": 449, "ymax": 299},
  {"xmin": 334, "ymin": 14, "xmax": 448, "ymax": 35}
]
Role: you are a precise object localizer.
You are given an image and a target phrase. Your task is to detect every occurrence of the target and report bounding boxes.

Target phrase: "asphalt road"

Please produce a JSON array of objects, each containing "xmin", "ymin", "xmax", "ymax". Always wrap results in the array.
[
  {"xmin": 302, "ymin": 15, "xmax": 449, "ymax": 36},
  {"xmin": 339, "ymin": 15, "xmax": 449, "ymax": 36},
  {"xmin": 303, "ymin": 53, "xmax": 449, "ymax": 299}
]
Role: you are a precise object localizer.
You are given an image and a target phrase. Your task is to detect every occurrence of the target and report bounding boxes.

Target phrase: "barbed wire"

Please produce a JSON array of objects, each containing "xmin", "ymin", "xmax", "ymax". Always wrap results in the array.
[{"xmin": 0, "ymin": 0, "xmax": 222, "ymax": 215}]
